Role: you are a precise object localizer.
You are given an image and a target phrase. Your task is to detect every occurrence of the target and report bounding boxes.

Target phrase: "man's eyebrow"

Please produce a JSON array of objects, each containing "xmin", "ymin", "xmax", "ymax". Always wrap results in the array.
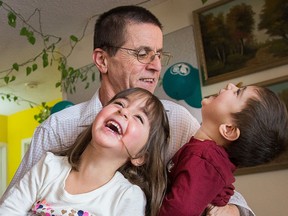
[{"xmin": 138, "ymin": 46, "xmax": 163, "ymax": 52}]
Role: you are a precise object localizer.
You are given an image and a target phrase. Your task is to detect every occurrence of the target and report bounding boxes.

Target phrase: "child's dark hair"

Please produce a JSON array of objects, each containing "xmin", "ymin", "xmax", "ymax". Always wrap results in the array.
[
  {"xmin": 54, "ymin": 88, "xmax": 169, "ymax": 216},
  {"xmin": 226, "ymin": 86, "xmax": 288, "ymax": 167}
]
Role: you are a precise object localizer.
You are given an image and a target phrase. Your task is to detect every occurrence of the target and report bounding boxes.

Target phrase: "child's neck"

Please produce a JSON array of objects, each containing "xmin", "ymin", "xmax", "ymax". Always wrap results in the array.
[
  {"xmin": 65, "ymin": 145, "xmax": 124, "ymax": 194},
  {"xmin": 194, "ymin": 127, "xmax": 213, "ymax": 141},
  {"xmin": 194, "ymin": 127, "xmax": 225, "ymax": 146}
]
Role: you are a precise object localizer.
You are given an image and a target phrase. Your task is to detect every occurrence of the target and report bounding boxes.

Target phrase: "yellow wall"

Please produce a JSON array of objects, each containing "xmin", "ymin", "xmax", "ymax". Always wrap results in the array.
[
  {"xmin": 6, "ymin": 99, "xmax": 60, "ymax": 184},
  {"xmin": 0, "ymin": 115, "xmax": 7, "ymax": 143}
]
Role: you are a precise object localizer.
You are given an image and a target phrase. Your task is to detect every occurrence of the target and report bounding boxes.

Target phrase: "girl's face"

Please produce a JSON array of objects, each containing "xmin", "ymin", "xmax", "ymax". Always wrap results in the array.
[
  {"xmin": 201, "ymin": 83, "xmax": 258, "ymax": 124},
  {"xmin": 91, "ymin": 93, "xmax": 150, "ymax": 161}
]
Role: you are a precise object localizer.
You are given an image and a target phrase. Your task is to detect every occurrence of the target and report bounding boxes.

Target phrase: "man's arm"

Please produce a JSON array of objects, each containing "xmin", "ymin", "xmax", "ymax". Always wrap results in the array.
[
  {"xmin": 206, "ymin": 204, "xmax": 240, "ymax": 216},
  {"xmin": 206, "ymin": 191, "xmax": 255, "ymax": 216}
]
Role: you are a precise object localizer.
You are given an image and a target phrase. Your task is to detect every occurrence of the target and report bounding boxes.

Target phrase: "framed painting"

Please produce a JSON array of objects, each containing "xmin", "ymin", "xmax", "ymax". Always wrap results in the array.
[
  {"xmin": 235, "ymin": 75, "xmax": 288, "ymax": 175},
  {"xmin": 193, "ymin": 0, "xmax": 288, "ymax": 85}
]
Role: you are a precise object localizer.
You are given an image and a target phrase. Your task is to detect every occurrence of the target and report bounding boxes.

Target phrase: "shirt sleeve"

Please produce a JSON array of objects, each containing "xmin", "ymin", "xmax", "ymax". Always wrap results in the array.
[
  {"xmin": 229, "ymin": 191, "xmax": 256, "ymax": 216},
  {"xmin": 162, "ymin": 100, "xmax": 200, "ymax": 161},
  {"xmin": 0, "ymin": 153, "xmax": 53, "ymax": 214},
  {"xmin": 116, "ymin": 185, "xmax": 146, "ymax": 216},
  {"xmin": 159, "ymin": 153, "xmax": 230, "ymax": 216}
]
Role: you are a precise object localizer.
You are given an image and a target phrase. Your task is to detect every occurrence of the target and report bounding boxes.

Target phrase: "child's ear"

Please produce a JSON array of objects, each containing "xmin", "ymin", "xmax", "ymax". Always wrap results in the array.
[
  {"xmin": 219, "ymin": 124, "xmax": 240, "ymax": 141},
  {"xmin": 92, "ymin": 48, "xmax": 108, "ymax": 73},
  {"xmin": 130, "ymin": 155, "xmax": 146, "ymax": 167}
]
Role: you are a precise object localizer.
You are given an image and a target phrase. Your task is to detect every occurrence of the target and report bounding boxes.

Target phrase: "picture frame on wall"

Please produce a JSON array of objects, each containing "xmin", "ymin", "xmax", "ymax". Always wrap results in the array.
[
  {"xmin": 235, "ymin": 75, "xmax": 288, "ymax": 175},
  {"xmin": 193, "ymin": 0, "xmax": 288, "ymax": 85}
]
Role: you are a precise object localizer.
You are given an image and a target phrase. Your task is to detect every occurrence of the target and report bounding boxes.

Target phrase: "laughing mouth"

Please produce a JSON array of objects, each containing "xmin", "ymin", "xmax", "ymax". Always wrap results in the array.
[{"xmin": 106, "ymin": 120, "xmax": 122, "ymax": 135}]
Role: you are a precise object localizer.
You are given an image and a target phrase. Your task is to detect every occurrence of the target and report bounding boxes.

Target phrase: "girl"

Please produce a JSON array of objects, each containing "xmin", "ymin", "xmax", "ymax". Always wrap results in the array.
[{"xmin": 0, "ymin": 88, "xmax": 170, "ymax": 216}]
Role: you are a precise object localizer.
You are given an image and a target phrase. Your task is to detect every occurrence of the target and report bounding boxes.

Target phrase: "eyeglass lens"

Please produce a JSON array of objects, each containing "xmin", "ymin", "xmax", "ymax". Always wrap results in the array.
[{"xmin": 137, "ymin": 49, "xmax": 171, "ymax": 66}]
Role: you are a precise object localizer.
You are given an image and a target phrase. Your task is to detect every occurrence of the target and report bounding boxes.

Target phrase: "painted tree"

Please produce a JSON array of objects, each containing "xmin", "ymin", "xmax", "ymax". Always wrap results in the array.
[
  {"xmin": 226, "ymin": 3, "xmax": 255, "ymax": 55},
  {"xmin": 258, "ymin": 0, "xmax": 288, "ymax": 41},
  {"xmin": 201, "ymin": 13, "xmax": 229, "ymax": 64}
]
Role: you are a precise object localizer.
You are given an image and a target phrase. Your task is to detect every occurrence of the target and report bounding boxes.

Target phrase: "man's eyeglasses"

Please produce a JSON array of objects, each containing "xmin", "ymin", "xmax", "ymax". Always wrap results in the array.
[{"xmin": 109, "ymin": 46, "xmax": 172, "ymax": 66}]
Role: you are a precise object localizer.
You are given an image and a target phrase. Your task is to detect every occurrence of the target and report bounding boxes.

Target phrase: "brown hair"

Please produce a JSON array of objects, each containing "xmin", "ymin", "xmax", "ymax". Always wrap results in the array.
[
  {"xmin": 226, "ymin": 86, "xmax": 288, "ymax": 167},
  {"xmin": 93, "ymin": 5, "xmax": 162, "ymax": 56},
  {"xmin": 55, "ymin": 88, "xmax": 169, "ymax": 216}
]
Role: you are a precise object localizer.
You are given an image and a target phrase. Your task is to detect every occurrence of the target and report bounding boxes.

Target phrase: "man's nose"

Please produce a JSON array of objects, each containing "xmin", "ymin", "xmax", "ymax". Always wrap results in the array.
[{"xmin": 147, "ymin": 54, "xmax": 161, "ymax": 71}]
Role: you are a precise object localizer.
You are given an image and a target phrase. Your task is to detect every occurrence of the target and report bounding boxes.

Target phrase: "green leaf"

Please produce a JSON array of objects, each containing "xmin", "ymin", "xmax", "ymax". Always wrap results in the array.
[
  {"xmin": 85, "ymin": 82, "xmax": 89, "ymax": 89},
  {"xmin": 0, "ymin": 1, "xmax": 3, "ymax": 6},
  {"xmin": 4, "ymin": 76, "xmax": 9, "ymax": 84},
  {"xmin": 20, "ymin": 27, "xmax": 28, "ymax": 36},
  {"xmin": 55, "ymin": 82, "xmax": 62, "ymax": 88},
  {"xmin": 32, "ymin": 63, "xmax": 38, "ymax": 71},
  {"xmin": 13, "ymin": 96, "xmax": 18, "ymax": 101},
  {"xmin": 8, "ymin": 12, "xmax": 16, "ymax": 28},
  {"xmin": 10, "ymin": 75, "xmax": 16, "ymax": 82},
  {"xmin": 42, "ymin": 51, "xmax": 49, "ymax": 68},
  {"xmin": 26, "ymin": 66, "xmax": 32, "ymax": 75},
  {"xmin": 70, "ymin": 35, "xmax": 78, "ymax": 42},
  {"xmin": 12, "ymin": 63, "xmax": 19, "ymax": 71},
  {"xmin": 28, "ymin": 35, "xmax": 36, "ymax": 45}
]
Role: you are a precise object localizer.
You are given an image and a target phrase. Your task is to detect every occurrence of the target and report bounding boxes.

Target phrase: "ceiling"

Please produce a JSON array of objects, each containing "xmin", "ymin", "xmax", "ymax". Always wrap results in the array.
[{"xmin": 0, "ymin": 0, "xmax": 167, "ymax": 115}]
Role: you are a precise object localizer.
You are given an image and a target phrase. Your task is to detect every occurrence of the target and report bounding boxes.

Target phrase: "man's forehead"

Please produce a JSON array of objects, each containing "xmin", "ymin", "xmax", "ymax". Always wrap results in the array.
[{"xmin": 123, "ymin": 23, "xmax": 163, "ymax": 47}]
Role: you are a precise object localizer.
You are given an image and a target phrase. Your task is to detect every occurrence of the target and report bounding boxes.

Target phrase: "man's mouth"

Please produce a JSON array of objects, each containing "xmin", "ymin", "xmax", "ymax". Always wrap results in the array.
[
  {"xmin": 140, "ymin": 78, "xmax": 155, "ymax": 83},
  {"xmin": 106, "ymin": 120, "xmax": 122, "ymax": 135}
]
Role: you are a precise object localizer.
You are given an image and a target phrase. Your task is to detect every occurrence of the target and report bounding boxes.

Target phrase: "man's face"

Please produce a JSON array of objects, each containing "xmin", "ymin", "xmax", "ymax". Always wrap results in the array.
[{"xmin": 104, "ymin": 23, "xmax": 163, "ymax": 94}]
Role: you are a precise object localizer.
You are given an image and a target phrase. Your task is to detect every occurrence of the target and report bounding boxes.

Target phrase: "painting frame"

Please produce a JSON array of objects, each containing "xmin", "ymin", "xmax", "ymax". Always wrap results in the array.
[
  {"xmin": 235, "ymin": 75, "xmax": 288, "ymax": 175},
  {"xmin": 193, "ymin": 0, "xmax": 288, "ymax": 85}
]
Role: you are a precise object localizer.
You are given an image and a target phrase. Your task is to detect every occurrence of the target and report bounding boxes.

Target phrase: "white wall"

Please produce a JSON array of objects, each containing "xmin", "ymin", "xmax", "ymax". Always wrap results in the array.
[
  {"xmin": 235, "ymin": 169, "xmax": 288, "ymax": 216},
  {"xmin": 0, "ymin": 143, "xmax": 7, "ymax": 196},
  {"xmin": 66, "ymin": 0, "xmax": 288, "ymax": 215}
]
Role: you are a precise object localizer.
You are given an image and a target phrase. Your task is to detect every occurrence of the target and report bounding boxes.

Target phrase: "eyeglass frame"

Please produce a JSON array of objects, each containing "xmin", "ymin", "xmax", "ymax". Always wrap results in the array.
[{"xmin": 106, "ymin": 46, "xmax": 172, "ymax": 66}]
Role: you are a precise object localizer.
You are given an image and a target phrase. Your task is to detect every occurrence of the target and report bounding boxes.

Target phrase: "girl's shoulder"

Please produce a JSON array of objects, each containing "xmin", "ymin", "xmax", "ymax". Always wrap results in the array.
[{"xmin": 39, "ymin": 152, "xmax": 69, "ymax": 172}]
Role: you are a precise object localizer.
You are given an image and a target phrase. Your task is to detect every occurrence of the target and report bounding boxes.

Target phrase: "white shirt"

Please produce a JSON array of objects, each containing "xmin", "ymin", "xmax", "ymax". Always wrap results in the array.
[{"xmin": 0, "ymin": 152, "xmax": 146, "ymax": 215}]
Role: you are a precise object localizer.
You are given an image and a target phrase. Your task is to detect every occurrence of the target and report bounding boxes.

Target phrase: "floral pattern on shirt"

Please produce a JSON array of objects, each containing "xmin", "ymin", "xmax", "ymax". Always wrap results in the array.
[{"xmin": 31, "ymin": 199, "xmax": 92, "ymax": 216}]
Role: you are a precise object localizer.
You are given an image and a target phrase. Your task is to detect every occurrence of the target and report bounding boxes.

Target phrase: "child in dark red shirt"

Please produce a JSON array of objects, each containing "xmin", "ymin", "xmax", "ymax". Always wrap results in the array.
[{"xmin": 159, "ymin": 83, "xmax": 288, "ymax": 216}]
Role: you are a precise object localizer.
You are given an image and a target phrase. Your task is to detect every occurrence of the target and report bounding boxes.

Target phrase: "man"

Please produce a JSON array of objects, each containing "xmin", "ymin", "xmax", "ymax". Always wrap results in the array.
[{"xmin": 2, "ymin": 5, "xmax": 254, "ymax": 215}]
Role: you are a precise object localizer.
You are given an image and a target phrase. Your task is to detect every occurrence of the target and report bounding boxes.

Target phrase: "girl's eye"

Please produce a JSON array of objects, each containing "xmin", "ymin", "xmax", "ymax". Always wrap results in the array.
[
  {"xmin": 135, "ymin": 115, "xmax": 144, "ymax": 124},
  {"xmin": 114, "ymin": 101, "xmax": 125, "ymax": 107}
]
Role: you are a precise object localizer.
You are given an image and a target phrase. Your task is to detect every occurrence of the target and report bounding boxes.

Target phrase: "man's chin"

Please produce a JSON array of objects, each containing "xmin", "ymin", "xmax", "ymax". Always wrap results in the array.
[{"xmin": 135, "ymin": 83, "xmax": 157, "ymax": 93}]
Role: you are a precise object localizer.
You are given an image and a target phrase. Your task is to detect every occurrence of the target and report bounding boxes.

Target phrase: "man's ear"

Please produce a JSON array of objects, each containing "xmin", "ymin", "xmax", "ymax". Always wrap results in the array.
[
  {"xmin": 219, "ymin": 124, "xmax": 240, "ymax": 141},
  {"xmin": 93, "ymin": 48, "xmax": 108, "ymax": 73},
  {"xmin": 130, "ymin": 155, "xmax": 146, "ymax": 167}
]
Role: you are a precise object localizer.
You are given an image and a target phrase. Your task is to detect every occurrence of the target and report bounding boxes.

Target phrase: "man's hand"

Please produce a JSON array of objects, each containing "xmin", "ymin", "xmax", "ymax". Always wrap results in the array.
[{"xmin": 206, "ymin": 204, "xmax": 240, "ymax": 216}]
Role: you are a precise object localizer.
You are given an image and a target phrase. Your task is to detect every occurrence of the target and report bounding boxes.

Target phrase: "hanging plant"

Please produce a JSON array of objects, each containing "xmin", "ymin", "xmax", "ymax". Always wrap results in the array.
[{"xmin": 0, "ymin": 1, "xmax": 97, "ymax": 122}]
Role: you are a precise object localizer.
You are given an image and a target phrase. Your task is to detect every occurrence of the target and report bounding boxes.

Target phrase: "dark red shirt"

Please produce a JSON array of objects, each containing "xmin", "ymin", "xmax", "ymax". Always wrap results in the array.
[{"xmin": 159, "ymin": 137, "xmax": 236, "ymax": 216}]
